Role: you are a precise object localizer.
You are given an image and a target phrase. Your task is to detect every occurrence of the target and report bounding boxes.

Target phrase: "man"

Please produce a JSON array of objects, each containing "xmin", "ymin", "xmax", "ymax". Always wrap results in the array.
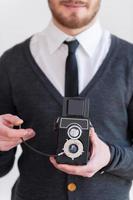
[{"xmin": 0, "ymin": 0, "xmax": 133, "ymax": 199}]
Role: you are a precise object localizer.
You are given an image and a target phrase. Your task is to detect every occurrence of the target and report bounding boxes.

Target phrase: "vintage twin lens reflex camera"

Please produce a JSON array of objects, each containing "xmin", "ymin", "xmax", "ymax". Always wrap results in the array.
[{"xmin": 55, "ymin": 97, "xmax": 90, "ymax": 165}]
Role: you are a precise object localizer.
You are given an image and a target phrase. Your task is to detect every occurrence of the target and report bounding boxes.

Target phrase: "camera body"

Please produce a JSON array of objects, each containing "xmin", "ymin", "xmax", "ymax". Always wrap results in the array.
[{"xmin": 55, "ymin": 97, "xmax": 90, "ymax": 165}]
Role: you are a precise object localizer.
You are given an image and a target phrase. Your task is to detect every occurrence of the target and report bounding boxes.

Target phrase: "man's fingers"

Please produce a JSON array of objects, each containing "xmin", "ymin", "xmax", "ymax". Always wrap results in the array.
[
  {"xmin": 89, "ymin": 128, "xmax": 99, "ymax": 159},
  {"xmin": 0, "ymin": 139, "xmax": 22, "ymax": 151},
  {"xmin": 2, "ymin": 126, "xmax": 35, "ymax": 139},
  {"xmin": 49, "ymin": 156, "xmax": 88, "ymax": 176},
  {"xmin": 2, "ymin": 114, "xmax": 23, "ymax": 127},
  {"xmin": 49, "ymin": 156, "xmax": 97, "ymax": 178},
  {"xmin": 0, "ymin": 130, "xmax": 36, "ymax": 151},
  {"xmin": 89, "ymin": 128, "xmax": 99, "ymax": 146},
  {"xmin": 22, "ymin": 131, "xmax": 36, "ymax": 141},
  {"xmin": 49, "ymin": 156, "xmax": 59, "ymax": 168}
]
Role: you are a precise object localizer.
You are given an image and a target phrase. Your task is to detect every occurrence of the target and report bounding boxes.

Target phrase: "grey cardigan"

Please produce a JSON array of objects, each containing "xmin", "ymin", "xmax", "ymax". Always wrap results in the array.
[{"xmin": 0, "ymin": 35, "xmax": 133, "ymax": 200}]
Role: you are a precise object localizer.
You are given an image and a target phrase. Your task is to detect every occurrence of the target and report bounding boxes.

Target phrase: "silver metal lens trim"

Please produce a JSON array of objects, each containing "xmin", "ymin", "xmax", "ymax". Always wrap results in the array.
[
  {"xmin": 63, "ymin": 139, "xmax": 84, "ymax": 160},
  {"xmin": 67, "ymin": 125, "xmax": 82, "ymax": 139}
]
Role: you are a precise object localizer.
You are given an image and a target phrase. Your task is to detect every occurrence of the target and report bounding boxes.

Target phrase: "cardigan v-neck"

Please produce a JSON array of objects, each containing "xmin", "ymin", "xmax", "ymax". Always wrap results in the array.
[
  {"xmin": 30, "ymin": 20, "xmax": 111, "ymax": 96},
  {"xmin": 23, "ymin": 34, "xmax": 118, "ymax": 105}
]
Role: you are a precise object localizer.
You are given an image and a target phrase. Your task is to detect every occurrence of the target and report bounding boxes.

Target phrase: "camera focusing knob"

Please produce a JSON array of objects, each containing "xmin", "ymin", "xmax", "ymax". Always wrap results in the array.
[{"xmin": 63, "ymin": 139, "xmax": 84, "ymax": 160}]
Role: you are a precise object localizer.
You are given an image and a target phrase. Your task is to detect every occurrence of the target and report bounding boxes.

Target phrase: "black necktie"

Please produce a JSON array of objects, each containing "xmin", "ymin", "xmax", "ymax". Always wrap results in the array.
[{"xmin": 64, "ymin": 40, "xmax": 79, "ymax": 97}]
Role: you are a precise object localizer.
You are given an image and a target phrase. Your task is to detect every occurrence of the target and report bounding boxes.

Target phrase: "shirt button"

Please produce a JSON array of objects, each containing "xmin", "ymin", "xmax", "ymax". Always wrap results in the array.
[{"xmin": 67, "ymin": 183, "xmax": 77, "ymax": 192}]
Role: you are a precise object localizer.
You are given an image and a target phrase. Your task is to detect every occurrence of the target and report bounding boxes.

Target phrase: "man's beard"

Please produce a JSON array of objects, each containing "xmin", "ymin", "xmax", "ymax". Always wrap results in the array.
[{"xmin": 48, "ymin": 0, "xmax": 100, "ymax": 29}]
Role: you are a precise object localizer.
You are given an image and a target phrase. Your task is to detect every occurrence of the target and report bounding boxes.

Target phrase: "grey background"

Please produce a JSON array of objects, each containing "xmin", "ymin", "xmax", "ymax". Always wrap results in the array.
[{"xmin": 0, "ymin": 0, "xmax": 133, "ymax": 199}]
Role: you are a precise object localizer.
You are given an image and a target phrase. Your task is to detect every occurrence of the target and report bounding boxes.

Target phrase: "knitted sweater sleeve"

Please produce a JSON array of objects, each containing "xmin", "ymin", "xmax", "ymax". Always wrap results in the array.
[
  {"xmin": 104, "ymin": 83, "xmax": 133, "ymax": 181},
  {"xmin": 0, "ymin": 52, "xmax": 17, "ymax": 177}
]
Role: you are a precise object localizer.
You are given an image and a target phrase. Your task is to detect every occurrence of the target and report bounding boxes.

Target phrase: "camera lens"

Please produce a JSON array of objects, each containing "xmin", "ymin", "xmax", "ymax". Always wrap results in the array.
[
  {"xmin": 69, "ymin": 144, "xmax": 78, "ymax": 153},
  {"xmin": 63, "ymin": 139, "xmax": 84, "ymax": 159},
  {"xmin": 69, "ymin": 128, "xmax": 80, "ymax": 138},
  {"xmin": 68, "ymin": 125, "xmax": 82, "ymax": 139}
]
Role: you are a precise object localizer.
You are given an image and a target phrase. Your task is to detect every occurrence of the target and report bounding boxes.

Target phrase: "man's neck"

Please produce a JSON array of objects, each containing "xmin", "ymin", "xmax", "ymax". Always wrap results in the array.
[{"xmin": 52, "ymin": 17, "xmax": 97, "ymax": 36}]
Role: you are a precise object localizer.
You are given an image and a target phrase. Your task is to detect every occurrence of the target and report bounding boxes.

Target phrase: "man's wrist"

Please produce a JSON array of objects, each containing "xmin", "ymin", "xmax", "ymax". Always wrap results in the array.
[{"xmin": 99, "ymin": 144, "xmax": 115, "ymax": 174}]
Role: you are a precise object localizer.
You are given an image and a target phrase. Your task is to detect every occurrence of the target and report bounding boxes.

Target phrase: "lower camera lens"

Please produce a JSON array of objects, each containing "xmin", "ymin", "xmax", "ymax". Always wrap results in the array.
[{"xmin": 69, "ymin": 144, "xmax": 78, "ymax": 153}]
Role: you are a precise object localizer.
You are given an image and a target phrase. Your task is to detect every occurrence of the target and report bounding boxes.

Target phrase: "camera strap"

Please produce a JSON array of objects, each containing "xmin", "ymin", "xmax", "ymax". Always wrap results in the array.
[{"xmin": 19, "ymin": 125, "xmax": 64, "ymax": 158}]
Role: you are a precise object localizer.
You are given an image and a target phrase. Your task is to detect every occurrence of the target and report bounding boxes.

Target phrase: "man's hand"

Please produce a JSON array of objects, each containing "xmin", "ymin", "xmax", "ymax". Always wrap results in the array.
[
  {"xmin": 0, "ymin": 114, "xmax": 35, "ymax": 151},
  {"xmin": 50, "ymin": 128, "xmax": 111, "ymax": 178}
]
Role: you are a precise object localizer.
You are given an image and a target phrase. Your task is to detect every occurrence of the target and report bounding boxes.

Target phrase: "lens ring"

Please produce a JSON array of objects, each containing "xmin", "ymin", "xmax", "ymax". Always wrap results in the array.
[
  {"xmin": 67, "ymin": 124, "xmax": 82, "ymax": 139},
  {"xmin": 63, "ymin": 139, "xmax": 84, "ymax": 160}
]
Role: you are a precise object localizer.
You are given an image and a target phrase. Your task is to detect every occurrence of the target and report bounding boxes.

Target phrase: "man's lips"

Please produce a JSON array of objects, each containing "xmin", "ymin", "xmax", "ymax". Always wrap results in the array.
[
  {"xmin": 61, "ymin": 1, "xmax": 87, "ymax": 8},
  {"xmin": 62, "ymin": 4, "xmax": 86, "ymax": 9},
  {"xmin": 64, "ymin": 4, "xmax": 85, "ymax": 7}
]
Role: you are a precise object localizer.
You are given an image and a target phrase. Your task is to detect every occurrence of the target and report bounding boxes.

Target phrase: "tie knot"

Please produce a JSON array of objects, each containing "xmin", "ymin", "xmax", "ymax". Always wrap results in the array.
[{"xmin": 64, "ymin": 40, "xmax": 79, "ymax": 54}]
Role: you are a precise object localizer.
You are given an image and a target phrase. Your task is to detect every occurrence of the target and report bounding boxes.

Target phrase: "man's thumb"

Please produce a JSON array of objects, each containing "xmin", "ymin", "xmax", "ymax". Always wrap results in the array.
[{"xmin": 89, "ymin": 128, "xmax": 98, "ymax": 146}]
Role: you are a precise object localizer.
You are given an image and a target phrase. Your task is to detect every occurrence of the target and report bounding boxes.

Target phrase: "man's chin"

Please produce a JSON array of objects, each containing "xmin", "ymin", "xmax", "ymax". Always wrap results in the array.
[{"xmin": 57, "ymin": 16, "xmax": 93, "ymax": 29}]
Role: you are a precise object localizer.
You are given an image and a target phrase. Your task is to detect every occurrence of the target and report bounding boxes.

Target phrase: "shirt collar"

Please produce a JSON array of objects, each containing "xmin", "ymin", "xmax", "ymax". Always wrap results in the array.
[
  {"xmin": 75, "ymin": 20, "xmax": 103, "ymax": 57},
  {"xmin": 44, "ymin": 19, "xmax": 103, "ymax": 56},
  {"xmin": 44, "ymin": 20, "xmax": 69, "ymax": 54}
]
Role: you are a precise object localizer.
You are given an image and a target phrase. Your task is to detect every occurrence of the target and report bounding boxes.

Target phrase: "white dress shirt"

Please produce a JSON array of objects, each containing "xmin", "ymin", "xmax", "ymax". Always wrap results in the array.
[{"xmin": 30, "ymin": 20, "xmax": 111, "ymax": 96}]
